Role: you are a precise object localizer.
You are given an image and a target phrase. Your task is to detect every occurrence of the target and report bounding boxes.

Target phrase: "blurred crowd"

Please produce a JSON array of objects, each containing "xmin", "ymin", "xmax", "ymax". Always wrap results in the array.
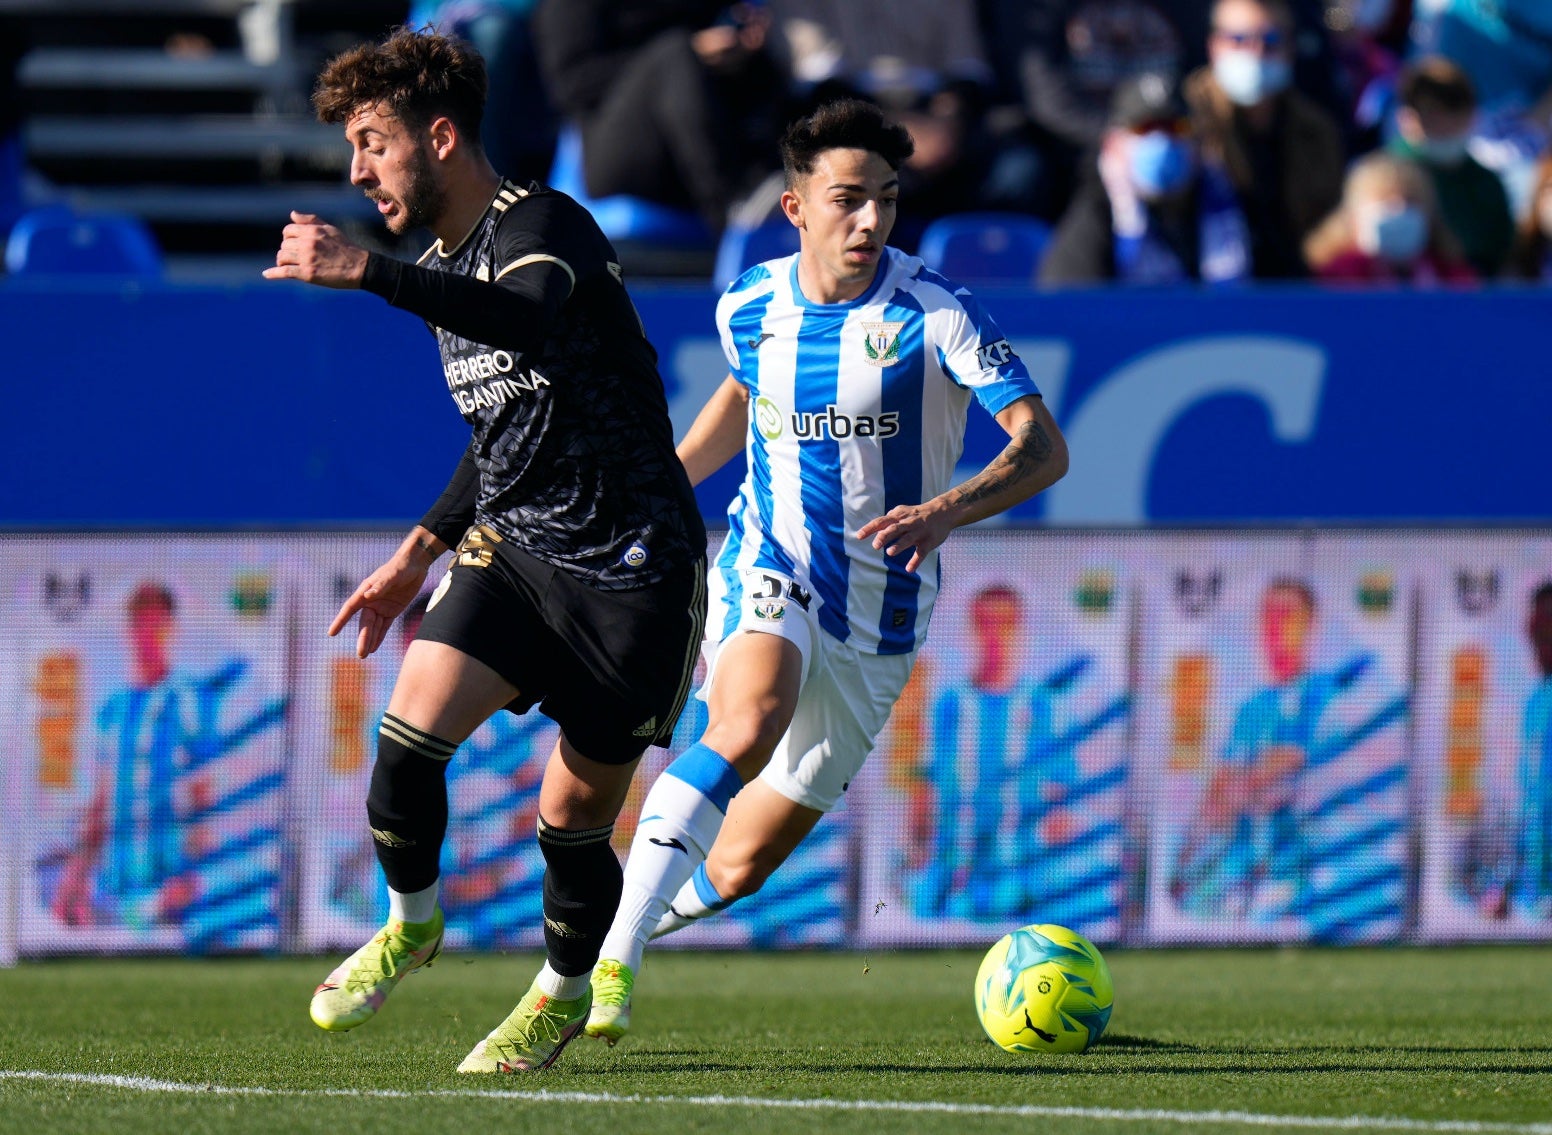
[{"xmin": 6, "ymin": 0, "xmax": 1552, "ymax": 286}]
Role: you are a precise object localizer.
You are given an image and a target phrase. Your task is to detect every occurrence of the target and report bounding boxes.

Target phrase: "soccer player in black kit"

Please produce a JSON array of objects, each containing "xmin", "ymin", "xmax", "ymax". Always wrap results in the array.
[{"xmin": 263, "ymin": 28, "xmax": 706, "ymax": 1073}]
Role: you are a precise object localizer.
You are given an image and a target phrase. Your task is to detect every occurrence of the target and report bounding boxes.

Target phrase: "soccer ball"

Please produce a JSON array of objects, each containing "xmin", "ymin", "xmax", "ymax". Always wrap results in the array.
[{"xmin": 973, "ymin": 923, "xmax": 1113, "ymax": 1054}]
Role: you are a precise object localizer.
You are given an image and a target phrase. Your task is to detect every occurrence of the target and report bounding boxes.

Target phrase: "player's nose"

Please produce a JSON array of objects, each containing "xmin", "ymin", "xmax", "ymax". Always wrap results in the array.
[{"xmin": 349, "ymin": 153, "xmax": 375, "ymax": 187}]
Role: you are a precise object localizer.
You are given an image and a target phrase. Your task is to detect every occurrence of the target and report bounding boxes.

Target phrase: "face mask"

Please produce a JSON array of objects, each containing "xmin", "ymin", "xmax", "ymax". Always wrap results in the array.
[
  {"xmin": 1357, "ymin": 205, "xmax": 1428, "ymax": 263},
  {"xmin": 1129, "ymin": 131, "xmax": 1195, "ymax": 199},
  {"xmin": 1213, "ymin": 49, "xmax": 1292, "ymax": 107},
  {"xmin": 1415, "ymin": 135, "xmax": 1471, "ymax": 167}
]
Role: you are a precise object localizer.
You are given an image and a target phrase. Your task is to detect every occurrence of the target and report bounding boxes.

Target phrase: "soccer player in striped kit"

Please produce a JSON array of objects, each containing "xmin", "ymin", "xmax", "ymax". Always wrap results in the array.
[{"xmin": 585, "ymin": 98, "xmax": 1070, "ymax": 1044}]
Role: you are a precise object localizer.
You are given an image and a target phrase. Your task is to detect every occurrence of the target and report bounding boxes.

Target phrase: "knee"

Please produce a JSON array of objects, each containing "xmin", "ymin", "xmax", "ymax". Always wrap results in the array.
[
  {"xmin": 707, "ymin": 852, "xmax": 777, "ymax": 902},
  {"xmin": 702, "ymin": 704, "xmax": 789, "ymax": 766}
]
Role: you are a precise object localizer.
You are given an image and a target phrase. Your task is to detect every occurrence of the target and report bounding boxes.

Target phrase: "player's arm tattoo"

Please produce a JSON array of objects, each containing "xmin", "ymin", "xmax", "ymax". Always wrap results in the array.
[{"xmin": 950, "ymin": 417, "xmax": 1058, "ymax": 508}]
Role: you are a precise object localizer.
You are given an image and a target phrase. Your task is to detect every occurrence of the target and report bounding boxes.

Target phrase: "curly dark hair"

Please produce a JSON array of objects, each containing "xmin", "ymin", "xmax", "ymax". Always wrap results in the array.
[
  {"xmin": 779, "ymin": 98, "xmax": 914, "ymax": 190},
  {"xmin": 313, "ymin": 26, "xmax": 487, "ymax": 146}
]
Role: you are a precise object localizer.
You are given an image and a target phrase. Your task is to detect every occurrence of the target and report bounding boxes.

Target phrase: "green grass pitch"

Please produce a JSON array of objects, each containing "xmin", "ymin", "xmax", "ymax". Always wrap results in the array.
[{"xmin": 3, "ymin": 947, "xmax": 1550, "ymax": 1135}]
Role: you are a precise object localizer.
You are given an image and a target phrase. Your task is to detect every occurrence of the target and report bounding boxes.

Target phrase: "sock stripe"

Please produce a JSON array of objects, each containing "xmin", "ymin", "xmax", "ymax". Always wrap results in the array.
[
  {"xmin": 691, "ymin": 862, "xmax": 732, "ymax": 912},
  {"xmin": 537, "ymin": 818, "xmax": 615, "ymax": 847},
  {"xmin": 380, "ymin": 713, "xmax": 457, "ymax": 760},
  {"xmin": 665, "ymin": 742, "xmax": 743, "ymax": 813}
]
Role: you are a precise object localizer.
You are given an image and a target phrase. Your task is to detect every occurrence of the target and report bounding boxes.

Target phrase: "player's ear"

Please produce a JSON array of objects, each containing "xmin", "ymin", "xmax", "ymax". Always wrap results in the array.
[
  {"xmin": 427, "ymin": 115, "xmax": 457, "ymax": 160},
  {"xmin": 779, "ymin": 186, "xmax": 805, "ymax": 230}
]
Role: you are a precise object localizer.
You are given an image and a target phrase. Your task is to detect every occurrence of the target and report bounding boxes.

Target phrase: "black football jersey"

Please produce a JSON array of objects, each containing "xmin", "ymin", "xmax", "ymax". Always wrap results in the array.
[{"xmin": 413, "ymin": 180, "xmax": 703, "ymax": 588}]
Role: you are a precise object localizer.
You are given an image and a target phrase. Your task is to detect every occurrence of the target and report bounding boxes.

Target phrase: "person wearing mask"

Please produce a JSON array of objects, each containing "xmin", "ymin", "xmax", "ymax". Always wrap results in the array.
[
  {"xmin": 1304, "ymin": 151, "xmax": 1476, "ymax": 284},
  {"xmin": 1184, "ymin": 0, "xmax": 1345, "ymax": 278},
  {"xmin": 1041, "ymin": 72, "xmax": 1254, "ymax": 284},
  {"xmin": 1389, "ymin": 55, "xmax": 1514, "ymax": 278}
]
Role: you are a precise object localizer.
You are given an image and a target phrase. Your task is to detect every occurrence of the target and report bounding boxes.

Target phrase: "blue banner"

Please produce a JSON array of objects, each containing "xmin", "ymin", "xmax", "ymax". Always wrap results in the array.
[{"xmin": 1, "ymin": 280, "xmax": 1546, "ymax": 524}]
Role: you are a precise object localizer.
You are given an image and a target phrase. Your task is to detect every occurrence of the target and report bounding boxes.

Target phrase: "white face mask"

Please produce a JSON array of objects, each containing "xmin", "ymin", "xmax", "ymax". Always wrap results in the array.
[
  {"xmin": 1212, "ymin": 49, "xmax": 1293, "ymax": 107},
  {"xmin": 1357, "ymin": 204, "xmax": 1428, "ymax": 263},
  {"xmin": 1415, "ymin": 135, "xmax": 1471, "ymax": 167}
]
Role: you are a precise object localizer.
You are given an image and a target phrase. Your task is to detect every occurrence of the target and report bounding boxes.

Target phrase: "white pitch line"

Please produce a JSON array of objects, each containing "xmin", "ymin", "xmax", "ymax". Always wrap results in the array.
[{"xmin": 2, "ymin": 1070, "xmax": 1550, "ymax": 1134}]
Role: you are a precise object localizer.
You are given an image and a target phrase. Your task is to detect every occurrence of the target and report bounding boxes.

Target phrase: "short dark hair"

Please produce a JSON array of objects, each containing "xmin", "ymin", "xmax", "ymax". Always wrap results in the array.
[
  {"xmin": 780, "ymin": 98, "xmax": 914, "ymax": 190},
  {"xmin": 1397, "ymin": 55, "xmax": 1477, "ymax": 115},
  {"xmin": 313, "ymin": 26, "xmax": 487, "ymax": 146}
]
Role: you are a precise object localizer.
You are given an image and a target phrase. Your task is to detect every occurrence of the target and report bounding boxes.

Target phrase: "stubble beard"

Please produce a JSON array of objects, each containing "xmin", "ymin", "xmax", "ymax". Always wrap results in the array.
[{"xmin": 380, "ymin": 144, "xmax": 447, "ymax": 236}]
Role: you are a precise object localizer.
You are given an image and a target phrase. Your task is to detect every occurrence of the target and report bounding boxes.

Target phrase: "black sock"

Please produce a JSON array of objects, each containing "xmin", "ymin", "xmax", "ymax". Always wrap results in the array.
[
  {"xmin": 537, "ymin": 816, "xmax": 622, "ymax": 977},
  {"xmin": 365, "ymin": 713, "xmax": 455, "ymax": 894}
]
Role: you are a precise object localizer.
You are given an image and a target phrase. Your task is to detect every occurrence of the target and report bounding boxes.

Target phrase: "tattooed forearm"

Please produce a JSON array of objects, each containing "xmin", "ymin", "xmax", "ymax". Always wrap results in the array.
[{"xmin": 951, "ymin": 420, "xmax": 1058, "ymax": 509}]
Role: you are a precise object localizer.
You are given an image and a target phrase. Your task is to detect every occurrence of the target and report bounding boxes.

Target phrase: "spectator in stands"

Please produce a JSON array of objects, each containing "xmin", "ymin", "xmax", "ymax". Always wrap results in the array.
[
  {"xmin": 412, "ymin": 0, "xmax": 556, "ymax": 181},
  {"xmin": 1507, "ymin": 151, "xmax": 1552, "ymax": 282},
  {"xmin": 1411, "ymin": 0, "xmax": 1552, "ymax": 216},
  {"xmin": 1040, "ymin": 73, "xmax": 1255, "ymax": 285},
  {"xmin": 1184, "ymin": 0, "xmax": 1346, "ymax": 279},
  {"xmin": 1389, "ymin": 56, "xmax": 1514, "ymax": 278},
  {"xmin": 1304, "ymin": 151, "xmax": 1476, "ymax": 284},
  {"xmin": 764, "ymin": 0, "xmax": 1000, "ymax": 247},
  {"xmin": 533, "ymin": 1, "xmax": 783, "ymax": 232},
  {"xmin": 980, "ymin": 0, "xmax": 1209, "ymax": 221}
]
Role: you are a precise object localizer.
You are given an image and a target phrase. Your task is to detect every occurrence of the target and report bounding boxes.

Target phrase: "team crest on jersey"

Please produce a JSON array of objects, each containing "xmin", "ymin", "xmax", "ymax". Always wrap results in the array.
[
  {"xmin": 754, "ymin": 395, "xmax": 784, "ymax": 440},
  {"xmin": 862, "ymin": 321, "xmax": 904, "ymax": 367},
  {"xmin": 621, "ymin": 540, "xmax": 651, "ymax": 569},
  {"xmin": 752, "ymin": 597, "xmax": 787, "ymax": 621}
]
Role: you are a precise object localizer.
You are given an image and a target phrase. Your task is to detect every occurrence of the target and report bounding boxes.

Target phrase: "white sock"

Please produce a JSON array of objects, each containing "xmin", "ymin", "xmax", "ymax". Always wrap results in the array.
[
  {"xmin": 535, "ymin": 961, "xmax": 591, "ymax": 1000},
  {"xmin": 650, "ymin": 863, "xmax": 733, "ymax": 939},
  {"xmin": 387, "ymin": 880, "xmax": 439, "ymax": 924},
  {"xmin": 598, "ymin": 744, "xmax": 742, "ymax": 972}
]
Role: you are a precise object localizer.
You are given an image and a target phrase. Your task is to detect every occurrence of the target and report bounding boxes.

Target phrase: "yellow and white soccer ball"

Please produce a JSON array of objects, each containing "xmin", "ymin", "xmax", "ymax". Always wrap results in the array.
[{"xmin": 974, "ymin": 923, "xmax": 1113, "ymax": 1054}]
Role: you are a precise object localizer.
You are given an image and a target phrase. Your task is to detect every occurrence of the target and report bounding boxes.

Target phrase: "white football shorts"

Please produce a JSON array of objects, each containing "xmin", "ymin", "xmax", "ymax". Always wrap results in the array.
[{"xmin": 702, "ymin": 567, "xmax": 917, "ymax": 812}]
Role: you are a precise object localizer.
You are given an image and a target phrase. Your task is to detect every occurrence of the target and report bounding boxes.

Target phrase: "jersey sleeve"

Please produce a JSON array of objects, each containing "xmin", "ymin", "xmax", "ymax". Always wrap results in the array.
[
  {"xmin": 934, "ymin": 286, "xmax": 1042, "ymax": 416},
  {"xmin": 489, "ymin": 192, "xmax": 592, "ymax": 300}
]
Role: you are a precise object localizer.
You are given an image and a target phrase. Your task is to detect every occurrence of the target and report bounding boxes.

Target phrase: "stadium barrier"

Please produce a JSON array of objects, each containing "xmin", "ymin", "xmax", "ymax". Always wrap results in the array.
[
  {"xmin": 3, "ymin": 527, "xmax": 1550, "ymax": 965},
  {"xmin": 0, "ymin": 281, "xmax": 1547, "ymax": 527}
]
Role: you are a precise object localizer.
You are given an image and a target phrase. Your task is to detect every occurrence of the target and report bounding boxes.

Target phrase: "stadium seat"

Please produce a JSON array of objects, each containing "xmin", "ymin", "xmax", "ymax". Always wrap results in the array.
[
  {"xmin": 547, "ymin": 125, "xmax": 710, "ymax": 248},
  {"xmin": 5, "ymin": 205, "xmax": 163, "ymax": 277},
  {"xmin": 712, "ymin": 217, "xmax": 801, "ymax": 289},
  {"xmin": 917, "ymin": 213, "xmax": 1051, "ymax": 284}
]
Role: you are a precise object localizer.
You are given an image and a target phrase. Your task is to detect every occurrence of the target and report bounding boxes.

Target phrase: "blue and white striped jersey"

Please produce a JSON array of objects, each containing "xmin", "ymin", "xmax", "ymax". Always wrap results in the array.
[{"xmin": 712, "ymin": 247, "xmax": 1041, "ymax": 655}]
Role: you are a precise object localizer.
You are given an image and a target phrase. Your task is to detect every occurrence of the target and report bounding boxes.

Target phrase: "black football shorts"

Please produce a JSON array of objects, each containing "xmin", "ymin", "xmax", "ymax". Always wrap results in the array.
[{"xmin": 414, "ymin": 525, "xmax": 706, "ymax": 763}]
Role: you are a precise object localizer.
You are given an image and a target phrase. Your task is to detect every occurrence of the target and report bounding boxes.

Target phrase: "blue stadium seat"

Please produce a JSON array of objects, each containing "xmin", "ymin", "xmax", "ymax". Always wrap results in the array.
[
  {"xmin": 5, "ymin": 205, "xmax": 163, "ymax": 277},
  {"xmin": 712, "ymin": 217, "xmax": 801, "ymax": 289},
  {"xmin": 547, "ymin": 125, "xmax": 710, "ymax": 248},
  {"xmin": 917, "ymin": 213, "xmax": 1051, "ymax": 284}
]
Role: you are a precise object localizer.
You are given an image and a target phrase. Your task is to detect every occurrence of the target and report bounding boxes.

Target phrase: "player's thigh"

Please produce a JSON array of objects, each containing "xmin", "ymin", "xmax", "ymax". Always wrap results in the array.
[
  {"xmin": 759, "ymin": 645, "xmax": 917, "ymax": 813},
  {"xmin": 701, "ymin": 630, "xmax": 806, "ymax": 772},
  {"xmin": 386, "ymin": 639, "xmax": 521, "ymax": 743},
  {"xmin": 706, "ymin": 779, "xmax": 824, "ymax": 896},
  {"xmin": 700, "ymin": 567, "xmax": 820, "ymax": 772},
  {"xmin": 538, "ymin": 732, "xmax": 641, "ymax": 831}
]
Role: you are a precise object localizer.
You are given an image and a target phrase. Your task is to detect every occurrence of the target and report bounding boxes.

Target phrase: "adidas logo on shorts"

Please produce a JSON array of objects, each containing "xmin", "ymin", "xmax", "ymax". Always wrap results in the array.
[{"xmin": 631, "ymin": 716, "xmax": 658, "ymax": 738}]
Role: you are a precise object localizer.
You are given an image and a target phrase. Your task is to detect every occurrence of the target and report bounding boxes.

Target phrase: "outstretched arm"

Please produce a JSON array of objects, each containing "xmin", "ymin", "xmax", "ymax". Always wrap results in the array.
[
  {"xmin": 676, "ymin": 374, "xmax": 749, "ymax": 487},
  {"xmin": 263, "ymin": 211, "xmax": 573, "ymax": 353},
  {"xmin": 857, "ymin": 395, "xmax": 1067, "ymax": 572}
]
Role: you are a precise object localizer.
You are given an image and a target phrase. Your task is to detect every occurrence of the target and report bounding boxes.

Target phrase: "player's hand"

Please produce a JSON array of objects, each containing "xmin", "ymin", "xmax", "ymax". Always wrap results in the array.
[
  {"xmin": 329, "ymin": 555, "xmax": 430, "ymax": 659},
  {"xmin": 857, "ymin": 501, "xmax": 957, "ymax": 573},
  {"xmin": 262, "ymin": 210, "xmax": 369, "ymax": 288}
]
